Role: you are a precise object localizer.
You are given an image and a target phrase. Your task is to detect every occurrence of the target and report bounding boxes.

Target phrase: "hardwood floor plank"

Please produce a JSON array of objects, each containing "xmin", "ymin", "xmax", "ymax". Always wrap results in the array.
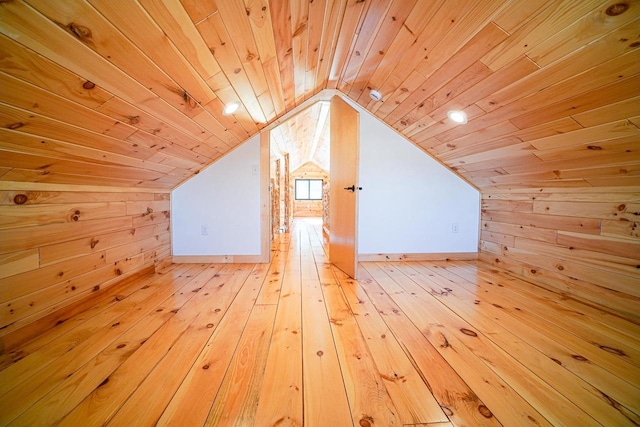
[
  {"xmin": 114, "ymin": 263, "xmax": 255, "ymax": 426},
  {"xmin": 0, "ymin": 262, "xmax": 181, "ymax": 371},
  {"xmin": 2, "ymin": 263, "xmax": 209, "ymax": 425},
  {"xmin": 255, "ymin": 239, "xmax": 286, "ymax": 305},
  {"xmin": 253, "ymin": 226, "xmax": 304, "ymax": 426},
  {"xmin": 399, "ymin": 261, "xmax": 640, "ymax": 426},
  {"xmin": 449, "ymin": 263, "xmax": 640, "ymax": 379},
  {"xmin": 377, "ymin": 261, "xmax": 602, "ymax": 426},
  {"xmin": 335, "ymin": 267, "xmax": 448, "ymax": 424},
  {"xmin": 155, "ymin": 264, "xmax": 266, "ymax": 426},
  {"xmin": 57, "ymin": 264, "xmax": 226, "ymax": 426},
  {"xmin": 361, "ymin": 262, "xmax": 551, "ymax": 426},
  {"xmin": 457, "ymin": 260, "xmax": 640, "ymax": 341},
  {"xmin": 322, "ymin": 263, "xmax": 403, "ymax": 427},
  {"xmin": 300, "ymin": 232, "xmax": 353, "ymax": 426},
  {"xmin": 1, "ymin": 219, "xmax": 637, "ymax": 426},
  {"xmin": 356, "ymin": 265, "xmax": 502, "ymax": 426},
  {"xmin": 204, "ymin": 303, "xmax": 277, "ymax": 426}
]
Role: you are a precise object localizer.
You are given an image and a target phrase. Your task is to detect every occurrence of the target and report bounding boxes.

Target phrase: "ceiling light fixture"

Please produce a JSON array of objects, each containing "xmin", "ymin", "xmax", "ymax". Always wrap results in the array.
[
  {"xmin": 223, "ymin": 101, "xmax": 240, "ymax": 115},
  {"xmin": 447, "ymin": 110, "xmax": 468, "ymax": 124},
  {"xmin": 369, "ymin": 89, "xmax": 382, "ymax": 102}
]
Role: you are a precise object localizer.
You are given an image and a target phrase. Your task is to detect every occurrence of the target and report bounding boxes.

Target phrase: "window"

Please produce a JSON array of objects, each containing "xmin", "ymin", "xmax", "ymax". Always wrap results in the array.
[{"xmin": 295, "ymin": 179, "xmax": 323, "ymax": 200}]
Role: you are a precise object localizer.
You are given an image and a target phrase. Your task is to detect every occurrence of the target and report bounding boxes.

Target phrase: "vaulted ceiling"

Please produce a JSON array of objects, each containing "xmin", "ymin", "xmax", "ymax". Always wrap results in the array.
[
  {"xmin": 270, "ymin": 100, "xmax": 330, "ymax": 173},
  {"xmin": 0, "ymin": 0, "xmax": 638, "ymax": 190}
]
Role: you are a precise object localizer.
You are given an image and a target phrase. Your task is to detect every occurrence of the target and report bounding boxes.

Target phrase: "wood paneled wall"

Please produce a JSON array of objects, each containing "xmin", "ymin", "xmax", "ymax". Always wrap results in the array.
[
  {"xmin": 479, "ymin": 187, "xmax": 640, "ymax": 320},
  {"xmin": 0, "ymin": 184, "xmax": 171, "ymax": 349}
]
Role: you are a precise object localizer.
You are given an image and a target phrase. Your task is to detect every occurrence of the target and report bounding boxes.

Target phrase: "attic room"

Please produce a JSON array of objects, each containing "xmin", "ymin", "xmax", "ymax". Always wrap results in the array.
[{"xmin": 0, "ymin": 0, "xmax": 638, "ymax": 425}]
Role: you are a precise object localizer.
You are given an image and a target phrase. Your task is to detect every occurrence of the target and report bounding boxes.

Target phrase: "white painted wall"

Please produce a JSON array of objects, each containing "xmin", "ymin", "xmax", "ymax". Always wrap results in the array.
[
  {"xmin": 352, "ymin": 100, "xmax": 480, "ymax": 254},
  {"xmin": 171, "ymin": 135, "xmax": 261, "ymax": 256},
  {"xmin": 171, "ymin": 96, "xmax": 480, "ymax": 257}
]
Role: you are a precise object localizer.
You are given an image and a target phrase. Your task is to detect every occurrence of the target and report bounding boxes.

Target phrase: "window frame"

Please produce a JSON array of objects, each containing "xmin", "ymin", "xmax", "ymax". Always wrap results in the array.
[{"xmin": 294, "ymin": 178, "xmax": 323, "ymax": 201}]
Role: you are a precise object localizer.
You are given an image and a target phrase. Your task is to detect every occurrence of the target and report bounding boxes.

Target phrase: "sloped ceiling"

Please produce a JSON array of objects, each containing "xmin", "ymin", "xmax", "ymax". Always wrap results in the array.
[
  {"xmin": 0, "ymin": 0, "xmax": 638, "ymax": 190},
  {"xmin": 270, "ymin": 100, "xmax": 330, "ymax": 173}
]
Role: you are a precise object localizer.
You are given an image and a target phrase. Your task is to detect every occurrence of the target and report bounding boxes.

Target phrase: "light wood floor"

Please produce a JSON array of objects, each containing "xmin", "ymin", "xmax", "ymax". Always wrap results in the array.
[{"xmin": 1, "ymin": 218, "xmax": 639, "ymax": 426}]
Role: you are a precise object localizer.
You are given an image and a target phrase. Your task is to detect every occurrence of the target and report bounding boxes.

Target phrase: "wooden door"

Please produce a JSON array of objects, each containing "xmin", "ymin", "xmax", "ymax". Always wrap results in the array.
[{"xmin": 329, "ymin": 96, "xmax": 360, "ymax": 278}]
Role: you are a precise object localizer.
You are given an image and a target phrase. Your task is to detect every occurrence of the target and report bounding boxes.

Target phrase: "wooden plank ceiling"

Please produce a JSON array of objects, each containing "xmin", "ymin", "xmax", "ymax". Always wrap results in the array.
[{"xmin": 0, "ymin": 0, "xmax": 638, "ymax": 190}]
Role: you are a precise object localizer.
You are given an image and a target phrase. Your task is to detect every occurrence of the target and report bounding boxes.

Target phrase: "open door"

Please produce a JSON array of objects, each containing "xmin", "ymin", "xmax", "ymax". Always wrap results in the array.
[{"xmin": 329, "ymin": 96, "xmax": 360, "ymax": 278}]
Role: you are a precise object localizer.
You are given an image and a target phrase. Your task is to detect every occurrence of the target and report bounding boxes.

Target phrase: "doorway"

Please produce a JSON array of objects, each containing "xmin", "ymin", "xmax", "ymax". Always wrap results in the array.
[
  {"xmin": 268, "ymin": 96, "xmax": 360, "ymax": 278},
  {"xmin": 269, "ymin": 101, "xmax": 330, "ymax": 242}
]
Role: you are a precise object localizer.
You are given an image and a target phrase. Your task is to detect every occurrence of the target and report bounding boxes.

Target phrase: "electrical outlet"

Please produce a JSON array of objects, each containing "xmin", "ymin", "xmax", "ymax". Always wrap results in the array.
[
  {"xmin": 201, "ymin": 225, "xmax": 208, "ymax": 235},
  {"xmin": 452, "ymin": 223, "xmax": 459, "ymax": 233}
]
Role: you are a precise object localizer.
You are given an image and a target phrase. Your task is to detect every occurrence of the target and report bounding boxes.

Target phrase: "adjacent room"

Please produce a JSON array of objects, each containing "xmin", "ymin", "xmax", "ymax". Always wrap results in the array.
[{"xmin": 0, "ymin": 0, "xmax": 638, "ymax": 425}]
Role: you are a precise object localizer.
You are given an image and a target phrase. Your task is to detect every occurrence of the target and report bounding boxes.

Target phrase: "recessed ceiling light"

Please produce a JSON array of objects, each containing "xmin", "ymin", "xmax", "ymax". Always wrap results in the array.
[
  {"xmin": 223, "ymin": 101, "xmax": 240, "ymax": 115},
  {"xmin": 447, "ymin": 110, "xmax": 468, "ymax": 124}
]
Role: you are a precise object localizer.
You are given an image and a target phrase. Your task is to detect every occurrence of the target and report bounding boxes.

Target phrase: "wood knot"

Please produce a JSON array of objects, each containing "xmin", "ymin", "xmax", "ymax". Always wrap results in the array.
[
  {"xmin": 90, "ymin": 239, "xmax": 99, "ymax": 249},
  {"xmin": 116, "ymin": 343, "xmax": 126, "ymax": 349},
  {"xmin": 605, "ymin": 3, "xmax": 629, "ymax": 16},
  {"xmin": 8, "ymin": 122, "xmax": 24, "ymax": 130},
  {"xmin": 202, "ymin": 363, "xmax": 210, "ymax": 370},
  {"xmin": 127, "ymin": 115, "xmax": 140, "ymax": 124},
  {"xmin": 67, "ymin": 22, "xmax": 92, "ymax": 40},
  {"xmin": 93, "ymin": 285, "xmax": 100, "ymax": 291},
  {"xmin": 599, "ymin": 345, "xmax": 626, "ymax": 356},
  {"xmin": 316, "ymin": 350, "xmax": 323, "ymax": 357},
  {"xmin": 572, "ymin": 354, "xmax": 588, "ymax": 361},
  {"xmin": 83, "ymin": 81, "xmax": 95, "ymax": 90},
  {"xmin": 617, "ymin": 204, "xmax": 626, "ymax": 211},
  {"xmin": 587, "ymin": 145, "xmax": 602, "ymax": 150},
  {"xmin": 460, "ymin": 328, "xmax": 478, "ymax": 337},
  {"xmin": 359, "ymin": 416, "xmax": 373, "ymax": 427},
  {"xmin": 478, "ymin": 405, "xmax": 493, "ymax": 418},
  {"xmin": 206, "ymin": 323, "xmax": 214, "ymax": 328},
  {"xmin": 13, "ymin": 194, "xmax": 28, "ymax": 204}
]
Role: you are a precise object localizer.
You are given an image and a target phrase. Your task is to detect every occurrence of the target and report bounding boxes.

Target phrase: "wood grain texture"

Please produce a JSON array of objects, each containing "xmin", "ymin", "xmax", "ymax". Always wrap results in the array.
[
  {"xmin": 0, "ymin": 187, "xmax": 171, "ymax": 344},
  {"xmin": 2, "ymin": 218, "xmax": 638, "ymax": 426},
  {"xmin": 0, "ymin": 0, "xmax": 636, "ymax": 191},
  {"xmin": 482, "ymin": 188, "xmax": 640, "ymax": 318}
]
